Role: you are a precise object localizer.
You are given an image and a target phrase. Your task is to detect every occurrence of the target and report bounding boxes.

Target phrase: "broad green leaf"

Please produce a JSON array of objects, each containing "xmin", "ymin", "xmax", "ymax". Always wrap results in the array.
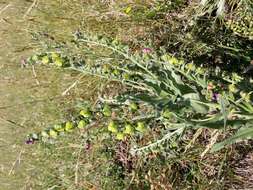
[
  {"xmin": 211, "ymin": 127, "xmax": 253, "ymax": 152},
  {"xmin": 191, "ymin": 101, "xmax": 209, "ymax": 113},
  {"xmin": 171, "ymin": 70, "xmax": 183, "ymax": 84},
  {"xmin": 183, "ymin": 93, "xmax": 208, "ymax": 113},
  {"xmin": 219, "ymin": 96, "xmax": 229, "ymax": 128},
  {"xmin": 182, "ymin": 93, "xmax": 200, "ymax": 100}
]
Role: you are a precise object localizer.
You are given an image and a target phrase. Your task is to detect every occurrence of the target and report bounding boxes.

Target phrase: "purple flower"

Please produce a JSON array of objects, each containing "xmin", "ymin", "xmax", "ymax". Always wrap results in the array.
[
  {"xmin": 212, "ymin": 92, "xmax": 219, "ymax": 102},
  {"xmin": 25, "ymin": 138, "xmax": 35, "ymax": 145},
  {"xmin": 142, "ymin": 48, "xmax": 152, "ymax": 54},
  {"xmin": 25, "ymin": 134, "xmax": 39, "ymax": 145},
  {"xmin": 84, "ymin": 140, "xmax": 92, "ymax": 151}
]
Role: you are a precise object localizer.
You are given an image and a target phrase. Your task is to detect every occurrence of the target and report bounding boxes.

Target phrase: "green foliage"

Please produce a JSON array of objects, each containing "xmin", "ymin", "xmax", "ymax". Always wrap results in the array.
[
  {"xmin": 212, "ymin": 126, "xmax": 253, "ymax": 152},
  {"xmin": 225, "ymin": 8, "xmax": 253, "ymax": 39},
  {"xmin": 134, "ymin": 0, "xmax": 253, "ymax": 71},
  {"xmin": 126, "ymin": 0, "xmax": 186, "ymax": 20},
  {"xmin": 197, "ymin": 0, "xmax": 253, "ymax": 18},
  {"xmin": 27, "ymin": 33, "xmax": 253, "ymax": 153},
  {"xmin": 27, "ymin": 52, "xmax": 70, "ymax": 67},
  {"xmin": 23, "ymin": 1, "xmax": 253, "ymax": 189}
]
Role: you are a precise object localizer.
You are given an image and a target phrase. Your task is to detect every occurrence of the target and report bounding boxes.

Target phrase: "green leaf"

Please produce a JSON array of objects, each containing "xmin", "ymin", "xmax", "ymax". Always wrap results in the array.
[
  {"xmin": 219, "ymin": 96, "xmax": 229, "ymax": 128},
  {"xmin": 211, "ymin": 127, "xmax": 253, "ymax": 152},
  {"xmin": 182, "ymin": 93, "xmax": 200, "ymax": 100},
  {"xmin": 183, "ymin": 93, "xmax": 209, "ymax": 113},
  {"xmin": 144, "ymin": 80, "xmax": 161, "ymax": 94},
  {"xmin": 191, "ymin": 101, "xmax": 209, "ymax": 113},
  {"xmin": 102, "ymin": 104, "xmax": 112, "ymax": 117},
  {"xmin": 171, "ymin": 70, "xmax": 183, "ymax": 84},
  {"xmin": 192, "ymin": 113, "xmax": 223, "ymax": 128}
]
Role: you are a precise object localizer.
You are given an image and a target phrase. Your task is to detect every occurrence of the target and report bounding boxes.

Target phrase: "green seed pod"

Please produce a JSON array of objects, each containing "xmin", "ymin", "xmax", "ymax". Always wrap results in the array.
[
  {"xmin": 113, "ymin": 69, "xmax": 120, "ymax": 76},
  {"xmin": 245, "ymin": 94, "xmax": 251, "ymax": 102},
  {"xmin": 186, "ymin": 63, "xmax": 195, "ymax": 71},
  {"xmin": 41, "ymin": 131, "xmax": 49, "ymax": 138},
  {"xmin": 228, "ymin": 84, "xmax": 238, "ymax": 93},
  {"xmin": 116, "ymin": 133, "xmax": 125, "ymax": 140},
  {"xmin": 54, "ymin": 124, "xmax": 64, "ymax": 132},
  {"xmin": 77, "ymin": 120, "xmax": 88, "ymax": 129},
  {"xmin": 162, "ymin": 109, "xmax": 173, "ymax": 119},
  {"xmin": 161, "ymin": 54, "xmax": 170, "ymax": 62},
  {"xmin": 102, "ymin": 104, "xmax": 112, "ymax": 117},
  {"xmin": 196, "ymin": 67, "xmax": 204, "ymax": 75},
  {"xmin": 80, "ymin": 108, "xmax": 92, "ymax": 118},
  {"xmin": 54, "ymin": 57, "xmax": 63, "ymax": 67},
  {"xmin": 169, "ymin": 57, "xmax": 179, "ymax": 65},
  {"xmin": 41, "ymin": 56, "xmax": 50, "ymax": 64},
  {"xmin": 136, "ymin": 122, "xmax": 146, "ymax": 133},
  {"xmin": 49, "ymin": 129, "xmax": 58, "ymax": 138},
  {"xmin": 240, "ymin": 92, "xmax": 250, "ymax": 102},
  {"xmin": 122, "ymin": 73, "xmax": 130, "ymax": 80},
  {"xmin": 123, "ymin": 124, "xmax": 134, "ymax": 135},
  {"xmin": 108, "ymin": 121, "xmax": 118, "ymax": 133},
  {"xmin": 178, "ymin": 60, "xmax": 184, "ymax": 65},
  {"xmin": 129, "ymin": 102, "xmax": 138, "ymax": 112},
  {"xmin": 51, "ymin": 52, "xmax": 60, "ymax": 61},
  {"xmin": 240, "ymin": 91, "xmax": 247, "ymax": 99},
  {"xmin": 65, "ymin": 121, "xmax": 74, "ymax": 132},
  {"xmin": 32, "ymin": 55, "xmax": 39, "ymax": 62}
]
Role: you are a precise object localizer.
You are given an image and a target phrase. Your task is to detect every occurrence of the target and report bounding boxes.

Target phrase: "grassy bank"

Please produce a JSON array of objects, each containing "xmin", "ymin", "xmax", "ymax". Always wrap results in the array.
[{"xmin": 8, "ymin": 0, "xmax": 253, "ymax": 189}]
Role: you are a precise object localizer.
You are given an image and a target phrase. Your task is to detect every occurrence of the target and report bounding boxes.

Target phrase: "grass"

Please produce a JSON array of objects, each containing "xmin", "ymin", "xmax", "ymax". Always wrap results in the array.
[
  {"xmin": 31, "ymin": 33, "xmax": 252, "ymax": 189},
  {"xmin": 0, "ymin": 1, "xmax": 105, "ymax": 189},
  {"xmin": 22, "ymin": 0, "xmax": 157, "ymax": 189}
]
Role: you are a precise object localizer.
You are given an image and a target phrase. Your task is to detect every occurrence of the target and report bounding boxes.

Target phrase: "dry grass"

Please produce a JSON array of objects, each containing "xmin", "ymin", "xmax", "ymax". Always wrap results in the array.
[{"xmin": 1, "ymin": 0, "xmax": 253, "ymax": 189}]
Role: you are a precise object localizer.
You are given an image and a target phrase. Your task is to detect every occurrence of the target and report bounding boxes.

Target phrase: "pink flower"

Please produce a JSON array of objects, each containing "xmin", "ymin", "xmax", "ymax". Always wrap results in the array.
[
  {"xmin": 142, "ymin": 48, "xmax": 152, "ymax": 54},
  {"xmin": 207, "ymin": 83, "xmax": 215, "ymax": 91},
  {"xmin": 212, "ymin": 93, "xmax": 219, "ymax": 102},
  {"xmin": 26, "ymin": 138, "xmax": 36, "ymax": 145}
]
